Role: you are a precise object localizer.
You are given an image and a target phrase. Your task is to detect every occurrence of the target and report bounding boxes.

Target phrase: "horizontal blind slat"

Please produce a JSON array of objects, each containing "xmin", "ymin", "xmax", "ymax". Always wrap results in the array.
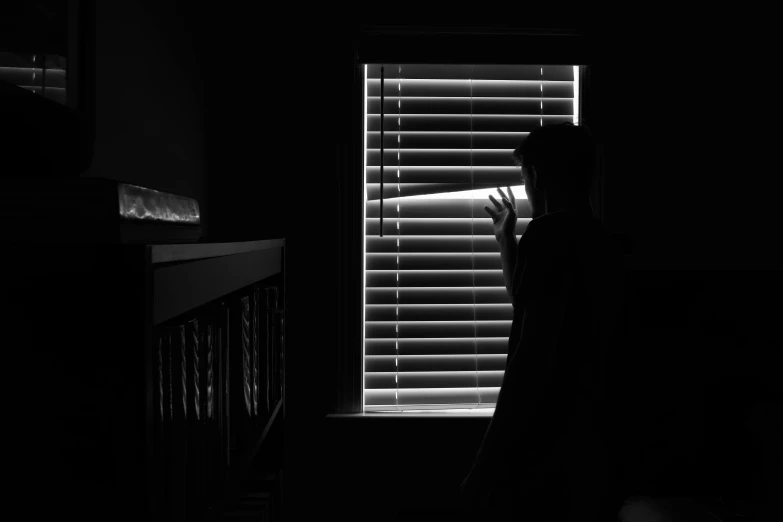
[
  {"xmin": 367, "ymin": 64, "xmax": 573, "ymax": 81},
  {"xmin": 366, "ymin": 200, "xmax": 531, "ymax": 219},
  {"xmin": 0, "ymin": 66, "xmax": 67, "ymax": 87},
  {"xmin": 366, "ymin": 149, "xmax": 524, "ymax": 167},
  {"xmin": 365, "ymin": 303, "xmax": 512, "ymax": 321},
  {"xmin": 367, "ymin": 97, "xmax": 574, "ymax": 116},
  {"xmin": 367, "ymin": 78, "xmax": 574, "ymax": 98},
  {"xmin": 366, "ymin": 253, "xmax": 512, "ymax": 271},
  {"xmin": 365, "ymin": 338, "xmax": 509, "ymax": 356},
  {"xmin": 365, "ymin": 320, "xmax": 511, "ymax": 338},
  {"xmin": 368, "ymin": 131, "xmax": 529, "ymax": 149},
  {"xmin": 366, "ymin": 166, "xmax": 522, "ymax": 184},
  {"xmin": 365, "ymin": 217, "xmax": 530, "ymax": 236},
  {"xmin": 366, "ymin": 287, "xmax": 510, "ymax": 305},
  {"xmin": 366, "ymin": 270, "xmax": 506, "ymax": 288},
  {"xmin": 365, "ymin": 388, "xmax": 500, "ymax": 407},
  {"xmin": 366, "ymin": 235, "xmax": 521, "ymax": 253},
  {"xmin": 366, "ymin": 354, "xmax": 507, "ymax": 372},
  {"xmin": 365, "ymin": 370, "xmax": 504, "ymax": 389},
  {"xmin": 367, "ymin": 114, "xmax": 574, "ymax": 132}
]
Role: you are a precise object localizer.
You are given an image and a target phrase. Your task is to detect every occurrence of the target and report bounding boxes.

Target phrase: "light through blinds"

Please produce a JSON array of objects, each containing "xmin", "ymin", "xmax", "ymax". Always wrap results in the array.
[{"xmin": 363, "ymin": 64, "xmax": 579, "ymax": 412}]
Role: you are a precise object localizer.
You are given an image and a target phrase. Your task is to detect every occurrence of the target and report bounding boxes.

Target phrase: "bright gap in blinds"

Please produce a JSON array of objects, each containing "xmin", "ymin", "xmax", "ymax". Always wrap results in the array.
[{"xmin": 363, "ymin": 64, "xmax": 579, "ymax": 413}]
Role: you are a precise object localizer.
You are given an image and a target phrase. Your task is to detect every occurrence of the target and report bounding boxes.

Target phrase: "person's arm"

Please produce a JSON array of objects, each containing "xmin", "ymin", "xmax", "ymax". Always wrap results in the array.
[
  {"xmin": 499, "ymin": 231, "xmax": 518, "ymax": 299},
  {"xmin": 484, "ymin": 187, "xmax": 521, "ymax": 299}
]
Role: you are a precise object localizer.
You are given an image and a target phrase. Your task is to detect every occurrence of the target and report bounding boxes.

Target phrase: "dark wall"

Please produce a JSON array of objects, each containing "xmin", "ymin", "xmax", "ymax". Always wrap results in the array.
[
  {"xmin": 82, "ymin": 0, "xmax": 209, "ymax": 231},
  {"xmin": 197, "ymin": 13, "xmax": 781, "ymax": 520},
  {"xmin": 592, "ymin": 37, "xmax": 782, "ymax": 270}
]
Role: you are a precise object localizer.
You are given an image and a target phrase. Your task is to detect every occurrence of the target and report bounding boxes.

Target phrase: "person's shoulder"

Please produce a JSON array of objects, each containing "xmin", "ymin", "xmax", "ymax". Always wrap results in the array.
[
  {"xmin": 525, "ymin": 212, "xmax": 564, "ymax": 238},
  {"xmin": 530, "ymin": 208, "xmax": 591, "ymax": 232},
  {"xmin": 525, "ymin": 211, "xmax": 574, "ymax": 247}
]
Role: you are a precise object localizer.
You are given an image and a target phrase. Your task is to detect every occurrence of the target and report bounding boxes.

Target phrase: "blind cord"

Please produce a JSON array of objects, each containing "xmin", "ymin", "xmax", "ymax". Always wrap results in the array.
[{"xmin": 380, "ymin": 66, "xmax": 384, "ymax": 238}]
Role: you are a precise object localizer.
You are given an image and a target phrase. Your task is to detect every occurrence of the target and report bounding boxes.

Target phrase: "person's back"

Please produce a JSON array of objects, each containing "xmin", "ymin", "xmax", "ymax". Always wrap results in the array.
[
  {"xmin": 461, "ymin": 123, "xmax": 627, "ymax": 521},
  {"xmin": 514, "ymin": 206, "xmax": 625, "ymax": 522}
]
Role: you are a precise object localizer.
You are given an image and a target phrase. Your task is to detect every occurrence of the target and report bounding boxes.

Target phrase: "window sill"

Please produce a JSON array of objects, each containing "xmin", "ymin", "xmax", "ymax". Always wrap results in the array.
[{"xmin": 327, "ymin": 409, "xmax": 495, "ymax": 419}]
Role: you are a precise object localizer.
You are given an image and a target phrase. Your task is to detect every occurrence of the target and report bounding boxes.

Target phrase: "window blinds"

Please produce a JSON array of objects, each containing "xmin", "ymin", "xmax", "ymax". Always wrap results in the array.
[
  {"xmin": 0, "ymin": 51, "xmax": 67, "ymax": 105},
  {"xmin": 363, "ymin": 64, "xmax": 578, "ymax": 412}
]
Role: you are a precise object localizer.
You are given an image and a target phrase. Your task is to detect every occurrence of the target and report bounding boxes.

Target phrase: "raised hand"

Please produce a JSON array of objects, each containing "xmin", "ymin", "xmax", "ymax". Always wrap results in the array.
[{"xmin": 484, "ymin": 187, "xmax": 517, "ymax": 242}]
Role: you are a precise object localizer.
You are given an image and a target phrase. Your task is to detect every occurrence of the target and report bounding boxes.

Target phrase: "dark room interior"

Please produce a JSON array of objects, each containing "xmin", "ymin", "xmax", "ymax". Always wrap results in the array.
[{"xmin": 1, "ymin": 3, "xmax": 780, "ymax": 521}]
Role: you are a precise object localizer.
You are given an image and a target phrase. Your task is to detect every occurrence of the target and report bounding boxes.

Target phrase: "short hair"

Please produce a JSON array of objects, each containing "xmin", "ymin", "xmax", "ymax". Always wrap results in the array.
[{"xmin": 511, "ymin": 122, "xmax": 596, "ymax": 194}]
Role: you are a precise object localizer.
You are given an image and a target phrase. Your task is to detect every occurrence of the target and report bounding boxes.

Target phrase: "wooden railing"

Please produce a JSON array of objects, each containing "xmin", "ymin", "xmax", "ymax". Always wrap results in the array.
[
  {"xmin": 2, "ymin": 238, "xmax": 285, "ymax": 522},
  {"xmin": 148, "ymin": 239, "xmax": 285, "ymax": 521}
]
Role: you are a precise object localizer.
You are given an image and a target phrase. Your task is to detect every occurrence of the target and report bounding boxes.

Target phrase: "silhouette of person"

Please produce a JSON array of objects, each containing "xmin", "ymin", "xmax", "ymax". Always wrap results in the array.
[{"xmin": 459, "ymin": 123, "xmax": 625, "ymax": 521}]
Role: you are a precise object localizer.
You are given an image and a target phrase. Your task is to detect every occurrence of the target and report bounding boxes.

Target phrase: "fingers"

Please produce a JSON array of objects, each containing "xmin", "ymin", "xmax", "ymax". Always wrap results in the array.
[
  {"xmin": 489, "ymin": 193, "xmax": 513, "ymax": 215},
  {"xmin": 501, "ymin": 196, "xmax": 514, "ymax": 212},
  {"xmin": 497, "ymin": 187, "xmax": 515, "ymax": 211},
  {"xmin": 483, "ymin": 205, "xmax": 498, "ymax": 221},
  {"xmin": 487, "ymin": 194, "xmax": 503, "ymax": 212}
]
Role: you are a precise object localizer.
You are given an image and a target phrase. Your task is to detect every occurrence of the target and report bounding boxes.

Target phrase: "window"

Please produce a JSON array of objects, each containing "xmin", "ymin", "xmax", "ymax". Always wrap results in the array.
[
  {"xmin": 362, "ymin": 64, "xmax": 580, "ymax": 412},
  {"xmin": 0, "ymin": 52, "xmax": 68, "ymax": 105}
]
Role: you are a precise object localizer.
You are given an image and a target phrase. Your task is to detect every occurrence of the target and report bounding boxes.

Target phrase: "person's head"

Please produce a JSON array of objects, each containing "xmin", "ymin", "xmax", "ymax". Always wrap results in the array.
[{"xmin": 511, "ymin": 122, "xmax": 596, "ymax": 217}]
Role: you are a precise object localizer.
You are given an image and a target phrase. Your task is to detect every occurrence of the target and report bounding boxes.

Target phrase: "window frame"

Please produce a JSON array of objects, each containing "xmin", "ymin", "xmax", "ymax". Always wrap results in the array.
[{"xmin": 335, "ymin": 27, "xmax": 602, "ymax": 415}]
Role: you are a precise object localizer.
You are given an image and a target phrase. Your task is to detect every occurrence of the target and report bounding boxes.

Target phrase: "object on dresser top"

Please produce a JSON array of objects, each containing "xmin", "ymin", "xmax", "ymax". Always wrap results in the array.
[{"xmin": 1, "ymin": 176, "xmax": 202, "ymax": 244}]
